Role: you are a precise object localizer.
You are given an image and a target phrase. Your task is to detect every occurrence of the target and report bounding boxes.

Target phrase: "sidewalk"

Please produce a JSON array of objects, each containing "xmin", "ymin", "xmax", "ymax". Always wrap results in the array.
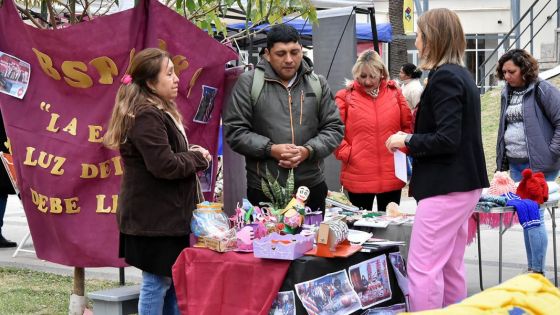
[{"xmin": 1, "ymin": 195, "xmax": 559, "ymax": 295}]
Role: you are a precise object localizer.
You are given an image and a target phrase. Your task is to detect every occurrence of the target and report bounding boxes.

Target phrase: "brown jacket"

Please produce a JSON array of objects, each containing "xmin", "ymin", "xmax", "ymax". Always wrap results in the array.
[{"xmin": 117, "ymin": 105, "xmax": 208, "ymax": 236}]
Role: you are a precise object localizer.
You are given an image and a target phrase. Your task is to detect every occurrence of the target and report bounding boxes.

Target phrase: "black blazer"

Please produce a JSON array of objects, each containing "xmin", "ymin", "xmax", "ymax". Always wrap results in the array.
[{"xmin": 407, "ymin": 64, "xmax": 489, "ymax": 200}]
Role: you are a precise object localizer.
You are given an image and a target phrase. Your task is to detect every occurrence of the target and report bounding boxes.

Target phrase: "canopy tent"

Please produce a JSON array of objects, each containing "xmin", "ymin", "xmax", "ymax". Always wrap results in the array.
[{"xmin": 227, "ymin": 18, "xmax": 392, "ymax": 43}]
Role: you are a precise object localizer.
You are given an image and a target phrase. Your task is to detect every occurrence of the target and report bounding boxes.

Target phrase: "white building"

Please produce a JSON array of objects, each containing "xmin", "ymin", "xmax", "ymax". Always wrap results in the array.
[{"xmin": 314, "ymin": 0, "xmax": 559, "ymax": 87}]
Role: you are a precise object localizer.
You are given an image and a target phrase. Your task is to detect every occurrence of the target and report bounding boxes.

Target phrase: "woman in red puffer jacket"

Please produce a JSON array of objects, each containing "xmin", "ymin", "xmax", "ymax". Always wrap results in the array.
[{"xmin": 334, "ymin": 50, "xmax": 412, "ymax": 211}]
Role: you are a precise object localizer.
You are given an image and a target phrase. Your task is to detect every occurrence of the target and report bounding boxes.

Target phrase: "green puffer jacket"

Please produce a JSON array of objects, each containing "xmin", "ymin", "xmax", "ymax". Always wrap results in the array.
[{"xmin": 223, "ymin": 57, "xmax": 344, "ymax": 190}]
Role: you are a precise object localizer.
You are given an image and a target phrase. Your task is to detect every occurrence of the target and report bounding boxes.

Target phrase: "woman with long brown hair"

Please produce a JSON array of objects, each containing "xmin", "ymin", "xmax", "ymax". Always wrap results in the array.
[{"xmin": 104, "ymin": 48, "xmax": 211, "ymax": 314}]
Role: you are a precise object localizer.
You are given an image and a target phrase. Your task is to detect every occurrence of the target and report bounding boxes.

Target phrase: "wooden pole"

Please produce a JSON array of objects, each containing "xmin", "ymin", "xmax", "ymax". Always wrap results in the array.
[
  {"xmin": 73, "ymin": 267, "xmax": 84, "ymax": 296},
  {"xmin": 68, "ymin": 267, "xmax": 86, "ymax": 315}
]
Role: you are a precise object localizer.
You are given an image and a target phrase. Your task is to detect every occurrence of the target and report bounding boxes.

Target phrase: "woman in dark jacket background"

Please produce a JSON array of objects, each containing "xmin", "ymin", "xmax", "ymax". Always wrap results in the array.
[
  {"xmin": 104, "ymin": 48, "xmax": 211, "ymax": 315},
  {"xmin": 386, "ymin": 8, "xmax": 489, "ymax": 311},
  {"xmin": 495, "ymin": 48, "xmax": 560, "ymax": 275}
]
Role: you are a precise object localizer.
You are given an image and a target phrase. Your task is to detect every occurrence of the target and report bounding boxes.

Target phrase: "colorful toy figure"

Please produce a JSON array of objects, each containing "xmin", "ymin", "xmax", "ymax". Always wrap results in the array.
[{"xmin": 282, "ymin": 186, "xmax": 310, "ymax": 233}]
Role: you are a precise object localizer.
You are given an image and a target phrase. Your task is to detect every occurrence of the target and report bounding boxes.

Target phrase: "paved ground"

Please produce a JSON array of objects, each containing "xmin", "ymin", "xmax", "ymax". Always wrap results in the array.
[{"xmin": 1, "ymin": 195, "xmax": 559, "ymax": 296}]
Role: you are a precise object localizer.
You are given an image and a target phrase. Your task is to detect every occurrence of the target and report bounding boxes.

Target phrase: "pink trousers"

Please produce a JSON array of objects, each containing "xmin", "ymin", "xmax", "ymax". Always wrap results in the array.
[{"xmin": 407, "ymin": 189, "xmax": 482, "ymax": 311}]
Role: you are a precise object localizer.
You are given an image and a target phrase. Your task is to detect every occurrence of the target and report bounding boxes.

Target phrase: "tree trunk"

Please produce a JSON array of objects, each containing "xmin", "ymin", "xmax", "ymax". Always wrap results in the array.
[{"xmin": 388, "ymin": 0, "xmax": 408, "ymax": 79}]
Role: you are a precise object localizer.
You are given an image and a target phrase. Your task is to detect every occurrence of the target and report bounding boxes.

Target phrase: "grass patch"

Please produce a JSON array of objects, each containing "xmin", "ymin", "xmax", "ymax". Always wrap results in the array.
[{"xmin": 0, "ymin": 267, "xmax": 123, "ymax": 315}]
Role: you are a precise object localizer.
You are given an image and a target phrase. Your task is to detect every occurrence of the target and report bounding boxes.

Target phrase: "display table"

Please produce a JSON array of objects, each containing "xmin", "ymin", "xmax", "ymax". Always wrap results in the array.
[
  {"xmin": 473, "ymin": 200, "xmax": 558, "ymax": 289},
  {"xmin": 172, "ymin": 246, "xmax": 405, "ymax": 315},
  {"xmin": 350, "ymin": 222, "xmax": 413, "ymax": 260}
]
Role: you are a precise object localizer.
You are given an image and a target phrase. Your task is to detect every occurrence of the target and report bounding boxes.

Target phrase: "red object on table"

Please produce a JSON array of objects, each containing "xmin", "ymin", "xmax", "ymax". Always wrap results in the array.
[{"xmin": 172, "ymin": 248, "xmax": 291, "ymax": 315}]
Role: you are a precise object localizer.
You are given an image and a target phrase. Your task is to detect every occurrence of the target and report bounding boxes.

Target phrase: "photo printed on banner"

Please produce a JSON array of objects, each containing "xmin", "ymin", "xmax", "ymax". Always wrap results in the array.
[
  {"xmin": 348, "ymin": 255, "xmax": 392, "ymax": 308},
  {"xmin": 388, "ymin": 252, "xmax": 408, "ymax": 295},
  {"xmin": 0, "ymin": 51, "xmax": 30, "ymax": 99},
  {"xmin": 193, "ymin": 85, "xmax": 218, "ymax": 123},
  {"xmin": 294, "ymin": 270, "xmax": 361, "ymax": 315},
  {"xmin": 197, "ymin": 158, "xmax": 213, "ymax": 192},
  {"xmin": 269, "ymin": 291, "xmax": 296, "ymax": 315}
]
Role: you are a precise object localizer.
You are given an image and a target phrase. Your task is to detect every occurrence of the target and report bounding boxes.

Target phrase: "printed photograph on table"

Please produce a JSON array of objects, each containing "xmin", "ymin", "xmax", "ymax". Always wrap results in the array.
[
  {"xmin": 348, "ymin": 255, "xmax": 392, "ymax": 308},
  {"xmin": 193, "ymin": 85, "xmax": 218, "ymax": 123},
  {"xmin": 388, "ymin": 252, "xmax": 408, "ymax": 295},
  {"xmin": 198, "ymin": 158, "xmax": 213, "ymax": 192},
  {"xmin": 360, "ymin": 302, "xmax": 407, "ymax": 315},
  {"xmin": 269, "ymin": 290, "xmax": 296, "ymax": 315},
  {"xmin": 388, "ymin": 252, "xmax": 406, "ymax": 277},
  {"xmin": 295, "ymin": 270, "xmax": 361, "ymax": 315},
  {"xmin": 0, "ymin": 51, "xmax": 30, "ymax": 99}
]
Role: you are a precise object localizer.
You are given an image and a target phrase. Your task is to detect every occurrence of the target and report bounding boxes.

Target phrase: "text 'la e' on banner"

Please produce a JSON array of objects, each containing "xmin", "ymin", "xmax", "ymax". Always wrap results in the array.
[{"xmin": 0, "ymin": 0, "xmax": 237, "ymax": 267}]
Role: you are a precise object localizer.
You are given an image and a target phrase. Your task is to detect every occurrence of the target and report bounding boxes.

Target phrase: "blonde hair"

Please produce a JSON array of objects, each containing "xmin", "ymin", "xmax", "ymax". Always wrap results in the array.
[
  {"xmin": 417, "ymin": 8, "xmax": 465, "ymax": 69},
  {"xmin": 104, "ymin": 48, "xmax": 182, "ymax": 149},
  {"xmin": 351, "ymin": 50, "xmax": 389, "ymax": 81}
]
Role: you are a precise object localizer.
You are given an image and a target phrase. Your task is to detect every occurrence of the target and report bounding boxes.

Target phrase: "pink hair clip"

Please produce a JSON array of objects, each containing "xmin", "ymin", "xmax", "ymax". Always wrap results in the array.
[{"xmin": 120, "ymin": 74, "xmax": 133, "ymax": 85}]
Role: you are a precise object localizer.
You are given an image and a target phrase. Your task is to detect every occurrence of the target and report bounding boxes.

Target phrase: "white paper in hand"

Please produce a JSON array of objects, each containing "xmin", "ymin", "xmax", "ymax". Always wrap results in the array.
[{"xmin": 394, "ymin": 150, "xmax": 407, "ymax": 183}]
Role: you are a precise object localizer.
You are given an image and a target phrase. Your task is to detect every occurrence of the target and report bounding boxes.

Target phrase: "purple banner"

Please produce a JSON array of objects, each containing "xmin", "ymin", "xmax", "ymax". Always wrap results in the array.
[{"xmin": 0, "ymin": 0, "xmax": 237, "ymax": 267}]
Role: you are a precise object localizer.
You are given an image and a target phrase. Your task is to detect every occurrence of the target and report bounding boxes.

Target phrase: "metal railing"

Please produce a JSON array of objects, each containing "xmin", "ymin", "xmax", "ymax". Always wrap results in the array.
[{"xmin": 477, "ymin": 0, "xmax": 558, "ymax": 89}]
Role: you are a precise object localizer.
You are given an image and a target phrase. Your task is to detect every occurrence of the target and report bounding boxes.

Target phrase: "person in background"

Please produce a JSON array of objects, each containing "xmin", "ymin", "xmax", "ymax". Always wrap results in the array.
[
  {"xmin": 223, "ymin": 24, "xmax": 343, "ymax": 212},
  {"xmin": 103, "ymin": 48, "xmax": 211, "ymax": 315},
  {"xmin": 399, "ymin": 63, "xmax": 424, "ymax": 112},
  {"xmin": 385, "ymin": 8, "xmax": 489, "ymax": 311},
  {"xmin": 0, "ymin": 109, "xmax": 16, "ymax": 248},
  {"xmin": 495, "ymin": 48, "xmax": 560, "ymax": 274},
  {"xmin": 334, "ymin": 50, "xmax": 412, "ymax": 211}
]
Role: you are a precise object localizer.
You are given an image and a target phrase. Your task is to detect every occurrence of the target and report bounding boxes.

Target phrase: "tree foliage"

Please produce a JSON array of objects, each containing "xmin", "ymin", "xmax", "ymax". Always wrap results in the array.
[{"xmin": 9, "ymin": 0, "xmax": 317, "ymax": 42}]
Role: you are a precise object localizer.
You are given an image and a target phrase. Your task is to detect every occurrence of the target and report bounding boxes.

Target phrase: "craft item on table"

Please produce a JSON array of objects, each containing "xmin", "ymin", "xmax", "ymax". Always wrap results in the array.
[
  {"xmin": 326, "ymin": 190, "xmax": 360, "ymax": 212},
  {"xmin": 190, "ymin": 202, "xmax": 230, "ymax": 238},
  {"xmin": 306, "ymin": 218, "xmax": 361, "ymax": 257},
  {"xmin": 467, "ymin": 171, "xmax": 518, "ymax": 246},
  {"xmin": 281, "ymin": 186, "xmax": 309, "ymax": 234},
  {"xmin": 253, "ymin": 232, "xmax": 314, "ymax": 260},
  {"xmin": 516, "ymin": 168, "xmax": 549, "ymax": 204},
  {"xmin": 347, "ymin": 229, "xmax": 372, "ymax": 245},
  {"xmin": 236, "ymin": 225, "xmax": 255, "ymax": 251},
  {"xmin": 191, "ymin": 202, "xmax": 238, "ymax": 252},
  {"xmin": 195, "ymin": 228, "xmax": 237, "ymax": 252},
  {"xmin": 303, "ymin": 207, "xmax": 323, "ymax": 227},
  {"xmin": 353, "ymin": 217, "xmax": 390, "ymax": 228},
  {"xmin": 386, "ymin": 202, "xmax": 401, "ymax": 217}
]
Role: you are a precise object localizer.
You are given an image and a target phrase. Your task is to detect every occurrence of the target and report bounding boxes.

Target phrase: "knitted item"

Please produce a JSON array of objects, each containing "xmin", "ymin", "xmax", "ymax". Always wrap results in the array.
[
  {"xmin": 488, "ymin": 171, "xmax": 516, "ymax": 195},
  {"xmin": 516, "ymin": 169, "xmax": 549, "ymax": 204},
  {"xmin": 506, "ymin": 199, "xmax": 541, "ymax": 230}
]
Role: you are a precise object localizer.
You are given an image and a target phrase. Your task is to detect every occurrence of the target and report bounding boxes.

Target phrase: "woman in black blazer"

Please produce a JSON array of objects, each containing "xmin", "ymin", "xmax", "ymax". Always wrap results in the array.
[{"xmin": 386, "ymin": 8, "xmax": 489, "ymax": 311}]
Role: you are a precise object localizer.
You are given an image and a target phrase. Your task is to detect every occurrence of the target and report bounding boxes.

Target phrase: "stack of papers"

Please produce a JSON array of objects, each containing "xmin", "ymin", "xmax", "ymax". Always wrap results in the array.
[
  {"xmin": 362, "ymin": 238, "xmax": 406, "ymax": 249},
  {"xmin": 353, "ymin": 218, "xmax": 390, "ymax": 228}
]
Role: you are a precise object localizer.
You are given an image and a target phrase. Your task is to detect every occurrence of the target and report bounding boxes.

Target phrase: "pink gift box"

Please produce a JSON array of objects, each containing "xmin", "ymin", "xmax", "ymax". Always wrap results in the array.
[{"xmin": 253, "ymin": 233, "xmax": 314, "ymax": 260}]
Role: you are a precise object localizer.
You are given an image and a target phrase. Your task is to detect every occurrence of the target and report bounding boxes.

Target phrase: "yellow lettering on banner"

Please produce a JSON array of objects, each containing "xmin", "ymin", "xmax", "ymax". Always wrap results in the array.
[
  {"xmin": 96, "ymin": 195, "xmax": 118, "ymax": 213},
  {"xmin": 81, "ymin": 163, "xmax": 98, "ymax": 178},
  {"xmin": 23, "ymin": 147, "xmax": 38, "ymax": 166},
  {"xmin": 50, "ymin": 198, "xmax": 63, "ymax": 214},
  {"xmin": 61, "ymin": 118, "xmax": 77, "ymax": 136},
  {"xmin": 4, "ymin": 138, "xmax": 11, "ymax": 154},
  {"xmin": 30, "ymin": 188, "xmax": 81, "ymax": 214},
  {"xmin": 65, "ymin": 198, "xmax": 80, "ymax": 214},
  {"xmin": 61, "ymin": 61, "xmax": 93, "ymax": 88},
  {"xmin": 112, "ymin": 156, "xmax": 123, "ymax": 176},
  {"xmin": 89, "ymin": 57, "xmax": 118, "ymax": 84},
  {"xmin": 30, "ymin": 188, "xmax": 47, "ymax": 213},
  {"xmin": 99, "ymin": 160, "xmax": 111, "ymax": 178},
  {"xmin": 158, "ymin": 39, "xmax": 167, "ymax": 51},
  {"xmin": 124, "ymin": 48, "xmax": 136, "ymax": 75},
  {"xmin": 81, "ymin": 157, "xmax": 123, "ymax": 179},
  {"xmin": 32, "ymin": 48, "xmax": 61, "ymax": 80},
  {"xmin": 88, "ymin": 125, "xmax": 103, "ymax": 143},
  {"xmin": 46, "ymin": 113, "xmax": 60, "ymax": 132},
  {"xmin": 23, "ymin": 147, "xmax": 66, "ymax": 175},
  {"xmin": 172, "ymin": 55, "xmax": 189, "ymax": 76},
  {"xmin": 46, "ymin": 113, "xmax": 78, "ymax": 136}
]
